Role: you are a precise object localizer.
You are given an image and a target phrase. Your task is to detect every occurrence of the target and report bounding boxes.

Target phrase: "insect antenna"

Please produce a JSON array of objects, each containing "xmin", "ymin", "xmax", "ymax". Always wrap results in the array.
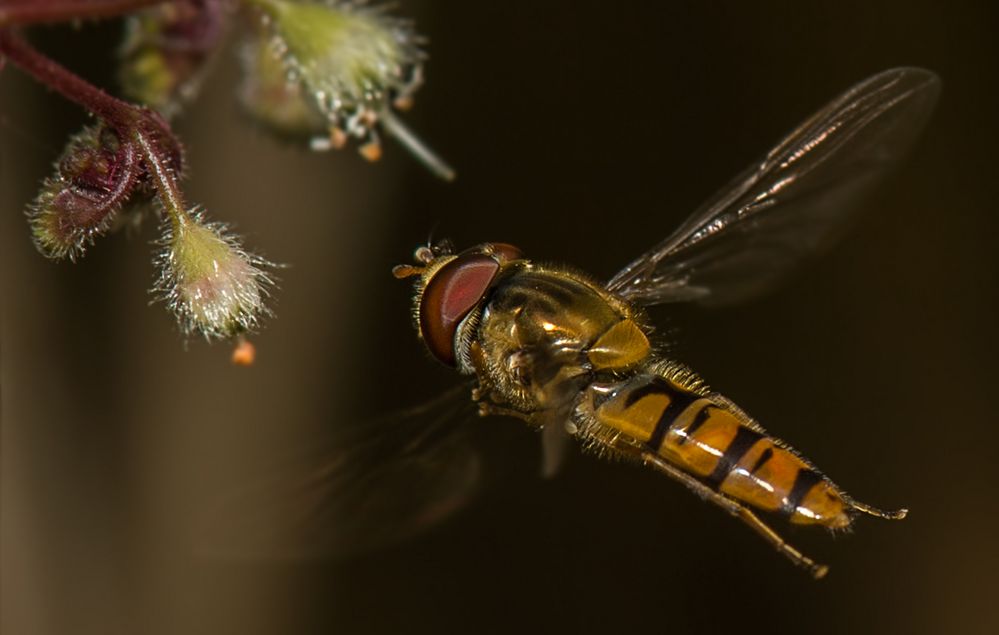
[{"xmin": 392, "ymin": 264, "xmax": 425, "ymax": 279}]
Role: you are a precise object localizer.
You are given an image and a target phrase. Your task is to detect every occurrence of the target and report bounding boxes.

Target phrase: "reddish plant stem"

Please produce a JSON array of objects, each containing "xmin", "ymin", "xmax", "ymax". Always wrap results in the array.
[
  {"xmin": 0, "ymin": 28, "xmax": 137, "ymax": 128},
  {"xmin": 0, "ymin": 0, "xmax": 168, "ymax": 26}
]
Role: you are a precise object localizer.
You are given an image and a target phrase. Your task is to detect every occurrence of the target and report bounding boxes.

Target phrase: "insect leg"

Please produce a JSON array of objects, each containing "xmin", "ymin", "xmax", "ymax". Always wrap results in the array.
[
  {"xmin": 640, "ymin": 451, "xmax": 830, "ymax": 579},
  {"xmin": 474, "ymin": 400, "xmax": 528, "ymax": 420}
]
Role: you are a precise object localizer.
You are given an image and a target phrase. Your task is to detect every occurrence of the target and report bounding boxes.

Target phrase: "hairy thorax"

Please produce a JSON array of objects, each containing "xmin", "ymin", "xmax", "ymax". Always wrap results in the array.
[{"xmin": 471, "ymin": 265, "xmax": 651, "ymax": 418}]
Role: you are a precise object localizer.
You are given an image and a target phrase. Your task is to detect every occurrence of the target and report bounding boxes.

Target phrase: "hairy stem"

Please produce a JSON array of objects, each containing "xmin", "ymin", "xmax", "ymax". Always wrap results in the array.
[
  {"xmin": 0, "ymin": 0, "xmax": 169, "ymax": 26},
  {"xmin": 0, "ymin": 28, "xmax": 137, "ymax": 127},
  {"xmin": 134, "ymin": 127, "xmax": 189, "ymax": 228}
]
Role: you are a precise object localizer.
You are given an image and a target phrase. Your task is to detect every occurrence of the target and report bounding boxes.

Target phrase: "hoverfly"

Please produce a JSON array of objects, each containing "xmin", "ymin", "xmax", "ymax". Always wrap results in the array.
[{"xmin": 215, "ymin": 68, "xmax": 939, "ymax": 578}]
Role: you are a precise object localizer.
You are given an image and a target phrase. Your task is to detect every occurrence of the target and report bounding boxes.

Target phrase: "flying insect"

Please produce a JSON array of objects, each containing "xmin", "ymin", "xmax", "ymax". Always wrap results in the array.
[
  {"xmin": 389, "ymin": 67, "xmax": 939, "ymax": 578},
  {"xmin": 221, "ymin": 68, "xmax": 940, "ymax": 578}
]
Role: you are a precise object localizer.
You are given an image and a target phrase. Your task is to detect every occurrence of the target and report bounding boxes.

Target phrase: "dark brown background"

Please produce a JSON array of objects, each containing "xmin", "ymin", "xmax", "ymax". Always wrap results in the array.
[{"xmin": 3, "ymin": 2, "xmax": 998, "ymax": 634}]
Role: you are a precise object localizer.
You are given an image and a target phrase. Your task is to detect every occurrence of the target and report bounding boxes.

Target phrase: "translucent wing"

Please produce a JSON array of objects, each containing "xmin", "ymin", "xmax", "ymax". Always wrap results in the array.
[
  {"xmin": 607, "ymin": 67, "xmax": 940, "ymax": 306},
  {"xmin": 201, "ymin": 385, "xmax": 480, "ymax": 560}
]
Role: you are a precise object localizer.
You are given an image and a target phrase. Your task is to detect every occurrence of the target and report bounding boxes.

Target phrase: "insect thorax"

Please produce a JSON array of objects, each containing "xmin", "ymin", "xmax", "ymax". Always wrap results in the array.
[{"xmin": 469, "ymin": 265, "xmax": 652, "ymax": 418}]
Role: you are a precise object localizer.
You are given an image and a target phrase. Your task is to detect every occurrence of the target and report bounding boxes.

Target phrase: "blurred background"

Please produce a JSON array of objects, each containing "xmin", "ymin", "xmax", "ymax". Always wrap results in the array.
[{"xmin": 3, "ymin": 1, "xmax": 998, "ymax": 634}]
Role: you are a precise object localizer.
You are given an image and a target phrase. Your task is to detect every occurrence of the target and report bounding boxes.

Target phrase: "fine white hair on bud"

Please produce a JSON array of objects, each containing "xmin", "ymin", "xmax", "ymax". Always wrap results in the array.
[{"xmin": 154, "ymin": 210, "xmax": 275, "ymax": 340}]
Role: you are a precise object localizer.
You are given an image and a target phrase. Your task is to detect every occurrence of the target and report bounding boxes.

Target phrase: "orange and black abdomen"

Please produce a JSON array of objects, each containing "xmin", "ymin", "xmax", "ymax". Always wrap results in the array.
[{"xmin": 591, "ymin": 375, "xmax": 851, "ymax": 528}]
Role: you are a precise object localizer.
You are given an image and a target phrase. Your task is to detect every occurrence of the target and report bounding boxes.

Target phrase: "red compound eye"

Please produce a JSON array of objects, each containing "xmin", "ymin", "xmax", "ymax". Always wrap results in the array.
[{"xmin": 420, "ymin": 253, "xmax": 500, "ymax": 366}]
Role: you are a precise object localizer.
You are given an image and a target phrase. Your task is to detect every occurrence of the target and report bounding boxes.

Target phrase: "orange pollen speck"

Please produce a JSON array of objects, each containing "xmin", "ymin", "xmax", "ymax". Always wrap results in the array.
[
  {"xmin": 359, "ymin": 140, "xmax": 382, "ymax": 162},
  {"xmin": 231, "ymin": 338, "xmax": 256, "ymax": 366}
]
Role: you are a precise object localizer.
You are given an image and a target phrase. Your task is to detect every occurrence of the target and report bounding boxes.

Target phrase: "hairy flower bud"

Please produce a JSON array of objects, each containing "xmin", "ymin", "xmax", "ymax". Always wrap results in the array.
[
  {"xmin": 245, "ymin": 0, "xmax": 453, "ymax": 179},
  {"xmin": 28, "ymin": 123, "xmax": 141, "ymax": 260},
  {"xmin": 256, "ymin": 0, "xmax": 422, "ymax": 124},
  {"xmin": 119, "ymin": 0, "xmax": 225, "ymax": 118},
  {"xmin": 155, "ymin": 212, "xmax": 273, "ymax": 339}
]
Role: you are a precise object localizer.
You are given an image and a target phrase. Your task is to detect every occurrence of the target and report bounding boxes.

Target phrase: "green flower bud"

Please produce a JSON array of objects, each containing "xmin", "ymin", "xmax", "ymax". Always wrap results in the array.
[{"xmin": 155, "ymin": 212, "xmax": 274, "ymax": 340}]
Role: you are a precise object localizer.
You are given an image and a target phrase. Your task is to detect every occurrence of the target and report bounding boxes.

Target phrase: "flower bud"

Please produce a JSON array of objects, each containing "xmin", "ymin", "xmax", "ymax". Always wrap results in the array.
[
  {"xmin": 156, "ymin": 212, "xmax": 273, "ymax": 340},
  {"xmin": 244, "ymin": 0, "xmax": 453, "ymax": 179},
  {"xmin": 119, "ymin": 0, "xmax": 225, "ymax": 118},
  {"xmin": 28, "ymin": 123, "xmax": 140, "ymax": 261}
]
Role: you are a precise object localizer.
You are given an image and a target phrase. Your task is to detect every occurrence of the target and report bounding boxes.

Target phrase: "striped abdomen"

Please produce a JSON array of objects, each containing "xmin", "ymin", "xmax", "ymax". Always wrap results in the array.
[{"xmin": 587, "ymin": 374, "xmax": 851, "ymax": 528}]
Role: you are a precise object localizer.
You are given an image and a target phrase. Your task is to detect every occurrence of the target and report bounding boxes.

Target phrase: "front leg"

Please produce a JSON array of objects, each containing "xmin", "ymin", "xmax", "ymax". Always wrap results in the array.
[
  {"xmin": 468, "ymin": 340, "xmax": 497, "ymax": 405},
  {"xmin": 468, "ymin": 341, "xmax": 533, "ymax": 421}
]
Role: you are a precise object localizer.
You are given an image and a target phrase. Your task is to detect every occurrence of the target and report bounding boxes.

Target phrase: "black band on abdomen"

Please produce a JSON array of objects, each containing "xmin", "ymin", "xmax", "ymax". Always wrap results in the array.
[
  {"xmin": 782, "ymin": 469, "xmax": 823, "ymax": 517},
  {"xmin": 627, "ymin": 378, "xmax": 701, "ymax": 452},
  {"xmin": 706, "ymin": 426, "xmax": 763, "ymax": 489}
]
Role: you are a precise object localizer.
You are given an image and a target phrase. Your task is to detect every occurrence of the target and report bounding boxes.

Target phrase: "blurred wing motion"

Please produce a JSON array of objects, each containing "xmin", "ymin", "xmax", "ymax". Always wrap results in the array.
[
  {"xmin": 201, "ymin": 386, "xmax": 480, "ymax": 560},
  {"xmin": 607, "ymin": 67, "xmax": 940, "ymax": 307}
]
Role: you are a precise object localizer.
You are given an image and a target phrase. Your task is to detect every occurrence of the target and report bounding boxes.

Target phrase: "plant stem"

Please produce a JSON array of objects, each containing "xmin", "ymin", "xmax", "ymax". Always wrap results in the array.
[
  {"xmin": 0, "ymin": 28, "xmax": 137, "ymax": 127},
  {"xmin": 0, "ymin": 0, "xmax": 169, "ymax": 26},
  {"xmin": 380, "ymin": 109, "xmax": 456, "ymax": 182},
  {"xmin": 134, "ymin": 127, "xmax": 189, "ymax": 227}
]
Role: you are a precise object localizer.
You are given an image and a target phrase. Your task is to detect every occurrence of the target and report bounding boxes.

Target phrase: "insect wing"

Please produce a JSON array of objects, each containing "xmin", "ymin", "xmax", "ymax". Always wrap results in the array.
[
  {"xmin": 607, "ymin": 67, "xmax": 940, "ymax": 307},
  {"xmin": 201, "ymin": 386, "xmax": 481, "ymax": 561}
]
